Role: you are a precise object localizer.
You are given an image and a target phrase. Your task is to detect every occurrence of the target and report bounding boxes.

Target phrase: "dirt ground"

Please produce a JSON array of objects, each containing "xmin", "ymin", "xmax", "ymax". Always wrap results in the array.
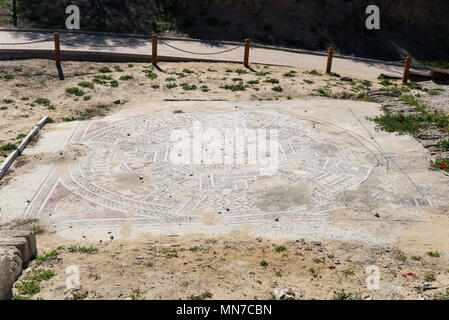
[
  {"xmin": 5, "ymin": 222, "xmax": 449, "ymax": 301},
  {"xmin": 0, "ymin": 59, "xmax": 379, "ymax": 157},
  {"xmin": 2, "ymin": 59, "xmax": 449, "ymax": 300}
]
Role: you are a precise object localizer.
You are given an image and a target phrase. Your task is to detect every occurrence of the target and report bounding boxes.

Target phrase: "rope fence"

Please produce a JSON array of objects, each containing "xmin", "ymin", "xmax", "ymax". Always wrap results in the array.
[
  {"xmin": 0, "ymin": 31, "xmax": 441, "ymax": 82},
  {"xmin": 159, "ymin": 40, "xmax": 243, "ymax": 56}
]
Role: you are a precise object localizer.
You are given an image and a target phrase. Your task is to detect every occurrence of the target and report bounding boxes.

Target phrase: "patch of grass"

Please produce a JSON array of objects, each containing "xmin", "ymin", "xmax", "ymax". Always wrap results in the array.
[
  {"xmin": 406, "ymin": 81, "xmax": 423, "ymax": 91},
  {"xmin": 119, "ymin": 75, "xmax": 133, "ymax": 81},
  {"xmin": 143, "ymin": 70, "xmax": 158, "ymax": 79},
  {"xmin": 151, "ymin": 84, "xmax": 160, "ymax": 89},
  {"xmin": 334, "ymin": 289, "xmax": 359, "ymax": 300},
  {"xmin": 165, "ymin": 83, "xmax": 177, "ymax": 89},
  {"xmin": 71, "ymin": 290, "xmax": 88, "ymax": 300},
  {"xmin": 93, "ymin": 75, "xmax": 113, "ymax": 84},
  {"xmin": 183, "ymin": 68, "xmax": 195, "ymax": 74},
  {"xmin": 201, "ymin": 85, "xmax": 209, "ymax": 92},
  {"xmin": 369, "ymin": 113, "xmax": 429, "ymax": 136},
  {"xmin": 430, "ymin": 158, "xmax": 449, "ymax": 171},
  {"xmin": 32, "ymin": 225, "xmax": 44, "ymax": 235},
  {"xmin": 75, "ymin": 109, "xmax": 96, "ymax": 120},
  {"xmin": 129, "ymin": 293, "xmax": 144, "ymax": 300},
  {"xmin": 14, "ymin": 133, "xmax": 27, "ymax": 141},
  {"xmin": 342, "ymin": 269, "xmax": 355, "ymax": 276},
  {"xmin": 434, "ymin": 288, "xmax": 449, "ymax": 300},
  {"xmin": 66, "ymin": 87, "xmax": 85, "ymax": 96},
  {"xmin": 440, "ymin": 139, "xmax": 449, "ymax": 150},
  {"xmin": 162, "ymin": 248, "xmax": 178, "ymax": 257},
  {"xmin": 110, "ymin": 80, "xmax": 119, "ymax": 88},
  {"xmin": 315, "ymin": 88, "xmax": 330, "ymax": 97},
  {"xmin": 283, "ymin": 70, "xmax": 296, "ymax": 77},
  {"xmin": 400, "ymin": 95, "xmax": 426, "ymax": 113},
  {"xmin": 4, "ymin": 74, "xmax": 14, "ymax": 80},
  {"xmin": 427, "ymin": 251, "xmax": 440, "ymax": 258},
  {"xmin": 396, "ymin": 254, "xmax": 407, "ymax": 262},
  {"xmin": 411, "ymin": 256, "xmax": 422, "ymax": 261},
  {"xmin": 35, "ymin": 250, "xmax": 59, "ymax": 264},
  {"xmin": 14, "ymin": 280, "xmax": 40, "ymax": 296},
  {"xmin": 255, "ymin": 71, "xmax": 270, "ymax": 76},
  {"xmin": 424, "ymin": 272, "xmax": 436, "ymax": 282},
  {"xmin": 78, "ymin": 81, "xmax": 94, "ymax": 89},
  {"xmin": 379, "ymin": 78, "xmax": 392, "ymax": 86},
  {"xmin": 361, "ymin": 80, "xmax": 372, "ymax": 87},
  {"xmin": 34, "ymin": 98, "xmax": 51, "ymax": 106},
  {"xmin": 67, "ymin": 246, "xmax": 98, "ymax": 253},
  {"xmin": 180, "ymin": 83, "xmax": 197, "ymax": 91},
  {"xmin": 304, "ymin": 70, "xmax": 323, "ymax": 76},
  {"xmin": 83, "ymin": 95, "xmax": 91, "ymax": 101},
  {"xmin": 303, "ymin": 79, "xmax": 314, "ymax": 85},
  {"xmin": 275, "ymin": 245, "xmax": 286, "ymax": 253},
  {"xmin": 2, "ymin": 99, "xmax": 13, "ymax": 104},
  {"xmin": 272, "ymin": 86, "xmax": 283, "ymax": 92},
  {"xmin": 327, "ymin": 72, "xmax": 341, "ymax": 78},
  {"xmin": 24, "ymin": 269, "xmax": 54, "ymax": 281},
  {"xmin": 264, "ymin": 78, "xmax": 279, "ymax": 84},
  {"xmin": 0, "ymin": 143, "xmax": 17, "ymax": 152},
  {"xmin": 190, "ymin": 291, "xmax": 213, "ymax": 300},
  {"xmin": 260, "ymin": 260, "xmax": 269, "ymax": 267},
  {"xmin": 235, "ymin": 69, "xmax": 248, "ymax": 75},
  {"xmin": 98, "ymin": 67, "xmax": 112, "ymax": 73},
  {"xmin": 220, "ymin": 83, "xmax": 247, "ymax": 91},
  {"xmin": 247, "ymin": 80, "xmax": 260, "ymax": 85},
  {"xmin": 313, "ymin": 257, "xmax": 324, "ymax": 263},
  {"xmin": 309, "ymin": 268, "xmax": 318, "ymax": 278},
  {"xmin": 428, "ymin": 88, "xmax": 445, "ymax": 96}
]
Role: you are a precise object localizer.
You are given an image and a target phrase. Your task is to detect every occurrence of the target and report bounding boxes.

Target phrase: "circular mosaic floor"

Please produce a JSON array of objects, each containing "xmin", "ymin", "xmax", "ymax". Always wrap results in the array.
[{"xmin": 25, "ymin": 110, "xmax": 377, "ymax": 229}]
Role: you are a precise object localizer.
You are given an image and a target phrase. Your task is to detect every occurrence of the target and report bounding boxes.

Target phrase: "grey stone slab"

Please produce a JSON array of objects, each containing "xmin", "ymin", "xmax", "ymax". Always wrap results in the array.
[{"xmin": 0, "ymin": 230, "xmax": 37, "ymax": 257}]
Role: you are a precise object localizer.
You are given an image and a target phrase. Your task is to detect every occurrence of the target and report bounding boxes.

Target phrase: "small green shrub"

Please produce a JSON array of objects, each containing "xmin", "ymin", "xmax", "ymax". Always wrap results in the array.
[{"xmin": 66, "ymin": 87, "xmax": 85, "ymax": 96}]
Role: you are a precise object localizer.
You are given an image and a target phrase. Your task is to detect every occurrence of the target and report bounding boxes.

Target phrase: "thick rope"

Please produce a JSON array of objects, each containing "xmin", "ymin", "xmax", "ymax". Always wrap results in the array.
[{"xmin": 159, "ymin": 40, "xmax": 243, "ymax": 55}]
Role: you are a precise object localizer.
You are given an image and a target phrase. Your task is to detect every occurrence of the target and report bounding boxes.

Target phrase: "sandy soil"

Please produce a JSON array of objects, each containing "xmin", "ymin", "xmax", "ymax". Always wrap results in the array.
[{"xmin": 6, "ymin": 224, "xmax": 449, "ymax": 301}]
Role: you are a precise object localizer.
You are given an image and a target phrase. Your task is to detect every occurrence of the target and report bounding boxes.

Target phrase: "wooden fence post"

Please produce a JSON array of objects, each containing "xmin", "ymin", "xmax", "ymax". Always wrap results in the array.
[
  {"xmin": 152, "ymin": 34, "xmax": 158, "ymax": 65},
  {"xmin": 244, "ymin": 39, "xmax": 250, "ymax": 67},
  {"xmin": 54, "ymin": 32, "xmax": 61, "ymax": 66},
  {"xmin": 402, "ymin": 56, "xmax": 412, "ymax": 84},
  {"xmin": 326, "ymin": 47, "xmax": 334, "ymax": 74},
  {"xmin": 12, "ymin": 0, "xmax": 17, "ymax": 27}
]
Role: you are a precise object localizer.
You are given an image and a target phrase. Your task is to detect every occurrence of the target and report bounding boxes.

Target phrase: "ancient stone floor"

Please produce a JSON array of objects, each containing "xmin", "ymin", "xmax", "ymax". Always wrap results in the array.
[{"xmin": 1, "ymin": 99, "xmax": 448, "ymax": 243}]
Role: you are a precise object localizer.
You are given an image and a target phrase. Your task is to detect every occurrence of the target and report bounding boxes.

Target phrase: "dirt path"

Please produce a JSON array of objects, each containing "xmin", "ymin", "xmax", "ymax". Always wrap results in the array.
[{"xmin": 0, "ymin": 29, "xmax": 407, "ymax": 79}]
